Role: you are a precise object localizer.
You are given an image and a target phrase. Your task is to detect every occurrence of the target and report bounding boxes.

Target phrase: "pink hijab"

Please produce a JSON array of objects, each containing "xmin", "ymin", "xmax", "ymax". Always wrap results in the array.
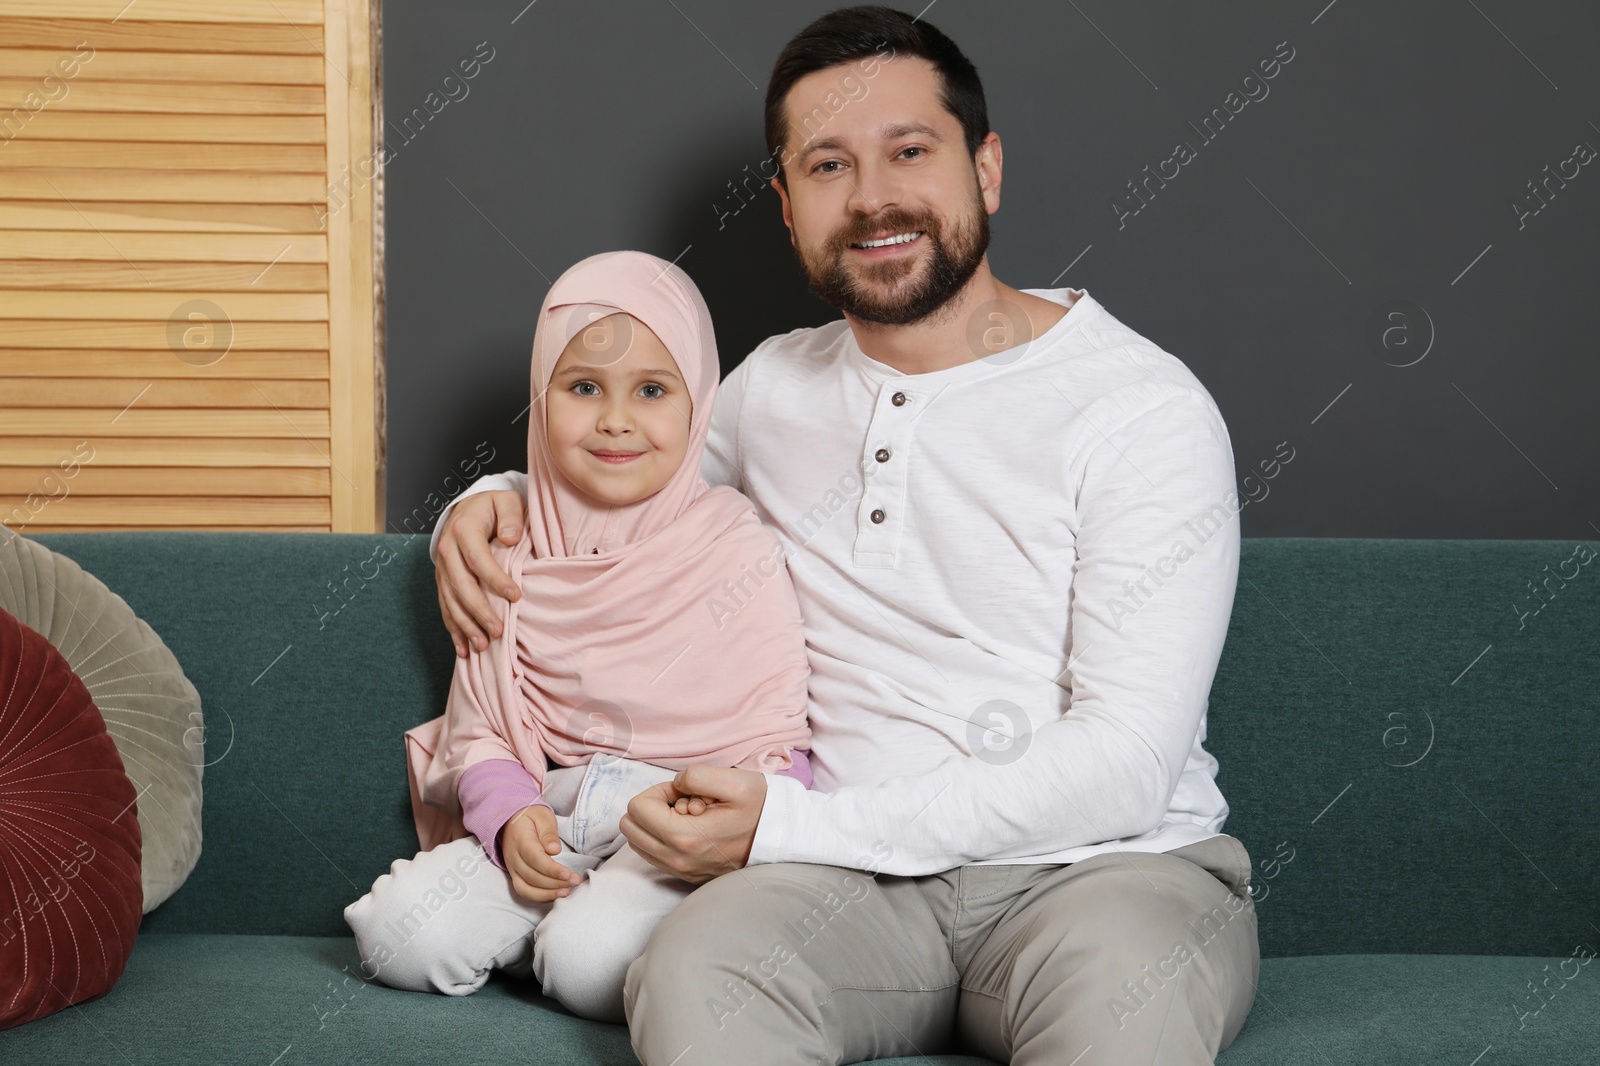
[{"xmin": 404, "ymin": 250, "xmax": 811, "ymax": 851}]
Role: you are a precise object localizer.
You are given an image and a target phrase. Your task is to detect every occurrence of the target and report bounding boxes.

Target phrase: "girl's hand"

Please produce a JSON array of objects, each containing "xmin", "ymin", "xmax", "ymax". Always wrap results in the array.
[
  {"xmin": 670, "ymin": 794, "xmax": 709, "ymax": 816},
  {"xmin": 499, "ymin": 804, "xmax": 581, "ymax": 903}
]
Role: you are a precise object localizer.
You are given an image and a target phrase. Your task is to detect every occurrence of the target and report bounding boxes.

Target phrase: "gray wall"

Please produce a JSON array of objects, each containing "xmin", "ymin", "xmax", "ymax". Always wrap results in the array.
[{"xmin": 381, "ymin": 1, "xmax": 1598, "ymax": 539}]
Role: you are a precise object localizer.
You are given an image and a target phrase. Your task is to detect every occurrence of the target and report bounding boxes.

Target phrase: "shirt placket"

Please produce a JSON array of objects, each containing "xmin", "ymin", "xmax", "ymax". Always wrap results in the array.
[{"xmin": 852, "ymin": 383, "xmax": 919, "ymax": 569}]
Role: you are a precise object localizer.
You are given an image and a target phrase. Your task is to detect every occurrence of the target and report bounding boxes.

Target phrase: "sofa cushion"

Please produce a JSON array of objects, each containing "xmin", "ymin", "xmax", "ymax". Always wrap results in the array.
[
  {"xmin": 1, "ymin": 937, "xmax": 1594, "ymax": 1064},
  {"xmin": 0, "ymin": 607, "xmax": 143, "ymax": 1029},
  {"xmin": 1219, "ymin": 953, "xmax": 1600, "ymax": 1064},
  {"xmin": 0, "ymin": 533, "xmax": 204, "ymax": 912}
]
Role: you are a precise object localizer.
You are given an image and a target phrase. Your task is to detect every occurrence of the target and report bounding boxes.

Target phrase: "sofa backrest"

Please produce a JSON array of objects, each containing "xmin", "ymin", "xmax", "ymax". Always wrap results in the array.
[{"xmin": 32, "ymin": 533, "xmax": 1599, "ymax": 957}]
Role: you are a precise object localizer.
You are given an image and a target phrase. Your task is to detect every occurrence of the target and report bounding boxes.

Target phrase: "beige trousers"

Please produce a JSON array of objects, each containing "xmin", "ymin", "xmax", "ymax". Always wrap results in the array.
[{"xmin": 623, "ymin": 833, "xmax": 1260, "ymax": 1065}]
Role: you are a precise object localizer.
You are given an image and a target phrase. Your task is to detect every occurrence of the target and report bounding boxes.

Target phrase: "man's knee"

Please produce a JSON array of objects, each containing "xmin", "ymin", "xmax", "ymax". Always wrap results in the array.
[
  {"xmin": 1026, "ymin": 854, "xmax": 1258, "ymax": 1049},
  {"xmin": 625, "ymin": 863, "xmax": 856, "ymax": 1029}
]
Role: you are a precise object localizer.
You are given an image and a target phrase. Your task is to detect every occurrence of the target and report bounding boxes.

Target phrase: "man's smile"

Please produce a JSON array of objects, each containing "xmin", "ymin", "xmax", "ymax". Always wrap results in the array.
[{"xmin": 849, "ymin": 230, "xmax": 924, "ymax": 255}]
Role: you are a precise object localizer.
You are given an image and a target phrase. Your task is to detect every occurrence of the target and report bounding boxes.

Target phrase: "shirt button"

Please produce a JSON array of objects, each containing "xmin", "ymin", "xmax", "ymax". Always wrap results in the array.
[
  {"xmin": 891, "ymin": 391, "xmax": 908, "ymax": 406},
  {"xmin": 870, "ymin": 508, "xmax": 886, "ymax": 524},
  {"xmin": 874, "ymin": 448, "xmax": 890, "ymax": 463}
]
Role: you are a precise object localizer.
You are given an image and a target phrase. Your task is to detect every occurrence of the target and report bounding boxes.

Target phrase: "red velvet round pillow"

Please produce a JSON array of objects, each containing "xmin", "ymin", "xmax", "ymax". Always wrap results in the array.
[{"xmin": 0, "ymin": 605, "xmax": 142, "ymax": 1029}]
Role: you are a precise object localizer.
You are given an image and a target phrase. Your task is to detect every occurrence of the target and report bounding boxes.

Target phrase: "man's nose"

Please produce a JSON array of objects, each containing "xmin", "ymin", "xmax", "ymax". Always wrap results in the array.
[{"xmin": 846, "ymin": 158, "xmax": 903, "ymax": 218}]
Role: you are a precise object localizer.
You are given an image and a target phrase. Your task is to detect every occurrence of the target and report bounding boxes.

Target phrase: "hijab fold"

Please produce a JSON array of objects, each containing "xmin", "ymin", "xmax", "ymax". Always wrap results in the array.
[{"xmin": 405, "ymin": 251, "xmax": 811, "ymax": 852}]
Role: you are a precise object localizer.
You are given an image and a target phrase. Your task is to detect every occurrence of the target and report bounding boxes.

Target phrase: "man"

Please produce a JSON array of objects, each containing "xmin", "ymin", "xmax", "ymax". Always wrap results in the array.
[{"xmin": 428, "ymin": 7, "xmax": 1258, "ymax": 1063}]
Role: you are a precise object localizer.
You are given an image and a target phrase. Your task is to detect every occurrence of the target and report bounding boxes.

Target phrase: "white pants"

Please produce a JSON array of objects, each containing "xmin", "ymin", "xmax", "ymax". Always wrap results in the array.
[{"xmin": 344, "ymin": 753, "xmax": 695, "ymax": 1022}]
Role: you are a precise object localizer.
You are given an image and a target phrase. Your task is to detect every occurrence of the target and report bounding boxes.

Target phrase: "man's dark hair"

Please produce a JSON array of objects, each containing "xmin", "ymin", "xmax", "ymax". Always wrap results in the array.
[{"xmin": 763, "ymin": 5, "xmax": 989, "ymax": 186}]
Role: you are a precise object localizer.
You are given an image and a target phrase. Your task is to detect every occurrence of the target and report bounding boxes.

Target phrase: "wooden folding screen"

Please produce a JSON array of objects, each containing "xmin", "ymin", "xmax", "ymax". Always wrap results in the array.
[{"xmin": 0, "ymin": 0, "xmax": 382, "ymax": 532}]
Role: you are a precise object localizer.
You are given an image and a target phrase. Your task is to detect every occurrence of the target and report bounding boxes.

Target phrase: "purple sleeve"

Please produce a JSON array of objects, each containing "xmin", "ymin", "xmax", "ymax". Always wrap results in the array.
[
  {"xmin": 775, "ymin": 748, "xmax": 813, "ymax": 790},
  {"xmin": 457, "ymin": 759, "xmax": 554, "ymax": 870}
]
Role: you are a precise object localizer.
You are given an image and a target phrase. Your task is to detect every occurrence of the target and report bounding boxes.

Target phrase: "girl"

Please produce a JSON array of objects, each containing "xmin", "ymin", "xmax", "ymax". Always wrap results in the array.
[{"xmin": 345, "ymin": 250, "xmax": 813, "ymax": 1022}]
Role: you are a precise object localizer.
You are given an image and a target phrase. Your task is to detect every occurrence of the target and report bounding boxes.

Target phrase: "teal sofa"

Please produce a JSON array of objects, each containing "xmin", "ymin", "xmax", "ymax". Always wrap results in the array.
[{"xmin": 5, "ymin": 532, "xmax": 1596, "ymax": 1065}]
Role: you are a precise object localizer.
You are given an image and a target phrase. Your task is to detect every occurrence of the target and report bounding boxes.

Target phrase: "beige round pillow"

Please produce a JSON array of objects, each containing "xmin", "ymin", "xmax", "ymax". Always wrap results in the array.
[{"xmin": 0, "ymin": 533, "xmax": 203, "ymax": 912}]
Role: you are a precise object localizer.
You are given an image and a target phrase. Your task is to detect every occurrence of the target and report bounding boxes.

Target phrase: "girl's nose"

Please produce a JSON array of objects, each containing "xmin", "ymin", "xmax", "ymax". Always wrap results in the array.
[{"xmin": 596, "ymin": 400, "xmax": 633, "ymax": 433}]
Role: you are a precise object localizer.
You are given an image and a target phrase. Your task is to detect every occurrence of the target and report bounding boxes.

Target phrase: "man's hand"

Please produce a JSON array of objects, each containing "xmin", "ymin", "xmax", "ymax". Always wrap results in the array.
[
  {"xmin": 619, "ymin": 766, "xmax": 767, "ymax": 884},
  {"xmin": 500, "ymin": 803, "xmax": 581, "ymax": 903},
  {"xmin": 435, "ymin": 489, "xmax": 527, "ymax": 656}
]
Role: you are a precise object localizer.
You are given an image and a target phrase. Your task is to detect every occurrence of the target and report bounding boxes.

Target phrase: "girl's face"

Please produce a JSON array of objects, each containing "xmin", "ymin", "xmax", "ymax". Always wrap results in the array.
[{"xmin": 545, "ymin": 312, "xmax": 693, "ymax": 507}]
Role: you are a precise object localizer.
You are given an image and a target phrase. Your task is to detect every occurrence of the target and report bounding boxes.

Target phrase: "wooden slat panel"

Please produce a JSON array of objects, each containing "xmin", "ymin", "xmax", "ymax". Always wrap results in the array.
[
  {"xmin": 1, "ymin": 436, "xmax": 330, "ymax": 466},
  {"xmin": 0, "ymin": 408, "xmax": 330, "ymax": 436},
  {"xmin": 0, "ymin": 140, "xmax": 327, "ymax": 171},
  {"xmin": 0, "ymin": 3, "xmax": 324, "ymax": 24},
  {"xmin": 0, "ymin": 112, "xmax": 327, "ymax": 143},
  {"xmin": 0, "ymin": 349, "xmax": 328, "ymax": 378},
  {"xmin": 0, "ymin": 496, "xmax": 332, "ymax": 523},
  {"xmin": 16, "ymin": 524, "xmax": 332, "ymax": 532},
  {"xmin": 0, "ymin": 261, "xmax": 328, "ymax": 290},
  {"xmin": 0, "ymin": 78, "xmax": 323, "ymax": 113},
  {"xmin": 1, "ymin": 378, "xmax": 329, "ymax": 407},
  {"xmin": 0, "ymin": 290, "xmax": 329, "ymax": 320},
  {"xmin": 326, "ymin": 0, "xmax": 379, "ymax": 531},
  {"xmin": 0, "ymin": 201, "xmax": 325, "ymax": 232},
  {"xmin": 0, "ymin": 1, "xmax": 378, "ymax": 534},
  {"xmin": 0, "ymin": 232, "xmax": 327, "ymax": 259},
  {"xmin": 0, "ymin": 48, "xmax": 325, "ymax": 85},
  {"xmin": 0, "ymin": 466, "xmax": 330, "ymax": 495},
  {"xmin": 0, "ymin": 170, "xmax": 324, "ymax": 203},
  {"xmin": 0, "ymin": 19, "xmax": 325, "ymax": 55},
  {"xmin": 0, "ymin": 320, "xmax": 327, "ymax": 348}
]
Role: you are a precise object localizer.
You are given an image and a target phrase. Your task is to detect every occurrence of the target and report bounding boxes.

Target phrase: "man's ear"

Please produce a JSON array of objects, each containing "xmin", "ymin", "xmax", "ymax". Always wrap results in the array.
[
  {"xmin": 771, "ymin": 176, "xmax": 796, "ymax": 246},
  {"xmin": 975, "ymin": 131, "xmax": 1003, "ymax": 215}
]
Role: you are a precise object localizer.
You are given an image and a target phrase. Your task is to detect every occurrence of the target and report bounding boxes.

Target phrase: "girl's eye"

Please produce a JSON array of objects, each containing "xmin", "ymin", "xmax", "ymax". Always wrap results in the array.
[
  {"xmin": 640, "ymin": 383, "xmax": 665, "ymax": 399},
  {"xmin": 571, "ymin": 381, "xmax": 598, "ymax": 396}
]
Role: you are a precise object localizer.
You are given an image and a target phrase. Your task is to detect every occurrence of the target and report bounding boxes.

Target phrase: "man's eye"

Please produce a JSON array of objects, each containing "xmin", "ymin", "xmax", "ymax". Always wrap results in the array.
[
  {"xmin": 814, "ymin": 160, "xmax": 842, "ymax": 174},
  {"xmin": 900, "ymin": 146, "xmax": 924, "ymax": 160}
]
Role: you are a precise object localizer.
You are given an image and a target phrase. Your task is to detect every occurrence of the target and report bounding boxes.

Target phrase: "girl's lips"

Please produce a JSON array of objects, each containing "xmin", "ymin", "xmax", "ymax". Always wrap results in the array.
[{"xmin": 590, "ymin": 450, "xmax": 644, "ymax": 464}]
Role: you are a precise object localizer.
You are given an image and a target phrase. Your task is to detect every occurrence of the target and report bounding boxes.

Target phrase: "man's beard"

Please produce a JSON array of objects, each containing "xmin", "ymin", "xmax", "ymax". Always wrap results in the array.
[{"xmin": 795, "ymin": 184, "xmax": 990, "ymax": 326}]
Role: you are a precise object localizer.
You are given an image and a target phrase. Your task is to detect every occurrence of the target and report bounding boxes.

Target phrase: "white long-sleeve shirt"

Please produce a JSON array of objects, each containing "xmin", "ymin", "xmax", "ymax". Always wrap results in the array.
[{"xmin": 430, "ymin": 287, "xmax": 1242, "ymax": 877}]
